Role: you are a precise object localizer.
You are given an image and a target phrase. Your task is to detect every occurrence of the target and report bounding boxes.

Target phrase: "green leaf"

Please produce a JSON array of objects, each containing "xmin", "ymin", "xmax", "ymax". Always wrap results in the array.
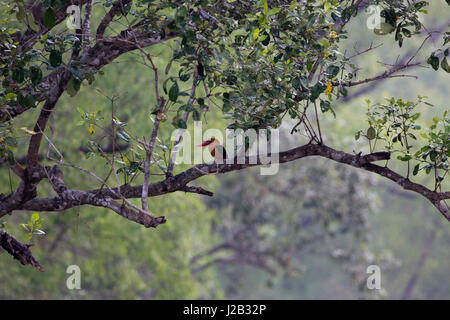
[
  {"xmin": 179, "ymin": 72, "xmax": 190, "ymax": 82},
  {"xmin": 49, "ymin": 50, "xmax": 62, "ymax": 67},
  {"xmin": 174, "ymin": 119, "xmax": 187, "ymax": 129},
  {"xmin": 326, "ymin": 65, "xmax": 340, "ymax": 79},
  {"xmin": 292, "ymin": 77, "xmax": 301, "ymax": 89},
  {"xmin": 441, "ymin": 57, "xmax": 450, "ymax": 73},
  {"xmin": 5, "ymin": 137, "xmax": 17, "ymax": 147},
  {"xmin": 77, "ymin": 107, "xmax": 85, "ymax": 116},
  {"xmin": 165, "ymin": 59, "xmax": 173, "ymax": 75},
  {"xmin": 309, "ymin": 83, "xmax": 325, "ymax": 101},
  {"xmin": 168, "ymin": 82, "xmax": 179, "ymax": 102},
  {"xmin": 43, "ymin": 7, "xmax": 56, "ymax": 28},
  {"xmin": 306, "ymin": 14, "xmax": 316, "ymax": 28},
  {"xmin": 320, "ymin": 100, "xmax": 331, "ymax": 113},
  {"xmin": 193, "ymin": 109, "xmax": 200, "ymax": 121},
  {"xmin": 6, "ymin": 150, "xmax": 14, "ymax": 165},
  {"xmin": 413, "ymin": 1, "xmax": 429, "ymax": 10},
  {"xmin": 116, "ymin": 131, "xmax": 130, "ymax": 142},
  {"xmin": 396, "ymin": 30, "xmax": 404, "ymax": 47},
  {"xmin": 179, "ymin": 103, "xmax": 195, "ymax": 112},
  {"xmin": 27, "ymin": 12, "xmax": 39, "ymax": 32},
  {"xmin": 253, "ymin": 28, "xmax": 260, "ymax": 40},
  {"xmin": 408, "ymin": 133, "xmax": 417, "ymax": 140},
  {"xmin": 411, "ymin": 112, "xmax": 421, "ymax": 121},
  {"xmin": 268, "ymin": 8, "xmax": 280, "ymax": 16},
  {"xmin": 430, "ymin": 150, "xmax": 438, "ymax": 162},
  {"xmin": 427, "ymin": 55, "xmax": 440, "ymax": 71},
  {"xmin": 263, "ymin": 0, "xmax": 268, "ymax": 14},
  {"xmin": 12, "ymin": 68, "xmax": 25, "ymax": 83},
  {"xmin": 306, "ymin": 60, "xmax": 313, "ymax": 72},
  {"xmin": 261, "ymin": 32, "xmax": 270, "ymax": 46},
  {"xmin": 66, "ymin": 78, "xmax": 81, "ymax": 97},
  {"xmin": 367, "ymin": 127, "xmax": 376, "ymax": 140},
  {"xmin": 339, "ymin": 87, "xmax": 348, "ymax": 97},
  {"xmin": 16, "ymin": 5, "xmax": 25, "ymax": 21},
  {"xmin": 274, "ymin": 53, "xmax": 283, "ymax": 63},
  {"xmin": 223, "ymin": 101, "xmax": 232, "ymax": 112},
  {"xmin": 17, "ymin": 94, "xmax": 34, "ymax": 108},
  {"xmin": 163, "ymin": 78, "xmax": 170, "ymax": 94},
  {"xmin": 413, "ymin": 163, "xmax": 420, "ymax": 176},
  {"xmin": 397, "ymin": 154, "xmax": 412, "ymax": 161},
  {"xmin": 373, "ymin": 23, "xmax": 395, "ymax": 35},
  {"xmin": 29, "ymin": 65, "xmax": 43, "ymax": 85}
]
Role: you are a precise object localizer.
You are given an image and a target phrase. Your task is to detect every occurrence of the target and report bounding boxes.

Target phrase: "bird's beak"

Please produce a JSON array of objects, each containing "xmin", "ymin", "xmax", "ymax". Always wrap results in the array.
[{"xmin": 198, "ymin": 140, "xmax": 211, "ymax": 147}]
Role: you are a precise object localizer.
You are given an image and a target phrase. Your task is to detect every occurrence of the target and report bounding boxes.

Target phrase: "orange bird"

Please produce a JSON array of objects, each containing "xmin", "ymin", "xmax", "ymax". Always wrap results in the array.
[{"xmin": 199, "ymin": 137, "xmax": 227, "ymax": 163}]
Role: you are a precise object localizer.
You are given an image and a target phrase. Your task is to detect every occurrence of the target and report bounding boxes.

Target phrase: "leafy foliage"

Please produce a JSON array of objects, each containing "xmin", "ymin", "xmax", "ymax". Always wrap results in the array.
[
  {"xmin": 21, "ymin": 212, "xmax": 45, "ymax": 240},
  {"xmin": 357, "ymin": 97, "xmax": 449, "ymax": 188}
]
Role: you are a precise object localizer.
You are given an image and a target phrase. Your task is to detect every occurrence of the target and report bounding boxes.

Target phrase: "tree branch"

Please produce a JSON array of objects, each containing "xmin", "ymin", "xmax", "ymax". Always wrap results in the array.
[
  {"xmin": 1, "ymin": 21, "xmax": 177, "ymax": 123},
  {"xmin": 17, "ymin": 143, "xmax": 450, "ymax": 221},
  {"xmin": 96, "ymin": 0, "xmax": 132, "ymax": 42},
  {"xmin": 81, "ymin": 0, "xmax": 93, "ymax": 57},
  {"xmin": 15, "ymin": 144, "xmax": 388, "ymax": 211},
  {"xmin": 19, "ymin": 1, "xmax": 91, "ymax": 54},
  {"xmin": 0, "ymin": 228, "xmax": 44, "ymax": 271}
]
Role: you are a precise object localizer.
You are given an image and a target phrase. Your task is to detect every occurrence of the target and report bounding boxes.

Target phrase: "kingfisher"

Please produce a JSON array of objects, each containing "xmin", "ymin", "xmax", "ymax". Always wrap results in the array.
[{"xmin": 199, "ymin": 137, "xmax": 227, "ymax": 164}]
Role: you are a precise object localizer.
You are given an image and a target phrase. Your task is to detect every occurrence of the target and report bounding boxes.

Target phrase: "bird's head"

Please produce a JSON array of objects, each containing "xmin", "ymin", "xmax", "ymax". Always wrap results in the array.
[{"xmin": 199, "ymin": 137, "xmax": 216, "ymax": 147}]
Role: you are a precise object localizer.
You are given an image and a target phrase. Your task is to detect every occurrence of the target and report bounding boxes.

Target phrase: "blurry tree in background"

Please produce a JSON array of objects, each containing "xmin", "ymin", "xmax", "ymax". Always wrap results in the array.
[
  {"xmin": 195, "ymin": 129, "xmax": 397, "ymax": 298},
  {"xmin": 0, "ymin": 0, "xmax": 449, "ymax": 299}
]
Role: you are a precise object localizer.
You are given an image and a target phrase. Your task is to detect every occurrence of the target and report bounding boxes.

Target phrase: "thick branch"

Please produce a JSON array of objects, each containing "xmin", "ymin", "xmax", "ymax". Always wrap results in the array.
[
  {"xmin": 47, "ymin": 165, "xmax": 69, "ymax": 197},
  {"xmin": 17, "ymin": 144, "xmax": 390, "ymax": 211},
  {"xmin": 26, "ymin": 72, "xmax": 71, "ymax": 166},
  {"xmin": 92, "ymin": 197, "xmax": 166, "ymax": 228},
  {"xmin": 0, "ymin": 165, "xmax": 48, "ymax": 217},
  {"xmin": 96, "ymin": 0, "xmax": 132, "ymax": 42},
  {"xmin": 0, "ymin": 182, "xmax": 26, "ymax": 215},
  {"xmin": 0, "ymin": 228, "xmax": 44, "ymax": 271},
  {"xmin": 19, "ymin": 143, "xmax": 450, "ymax": 221},
  {"xmin": 182, "ymin": 186, "xmax": 214, "ymax": 197},
  {"xmin": 333, "ymin": 61, "xmax": 421, "ymax": 89}
]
